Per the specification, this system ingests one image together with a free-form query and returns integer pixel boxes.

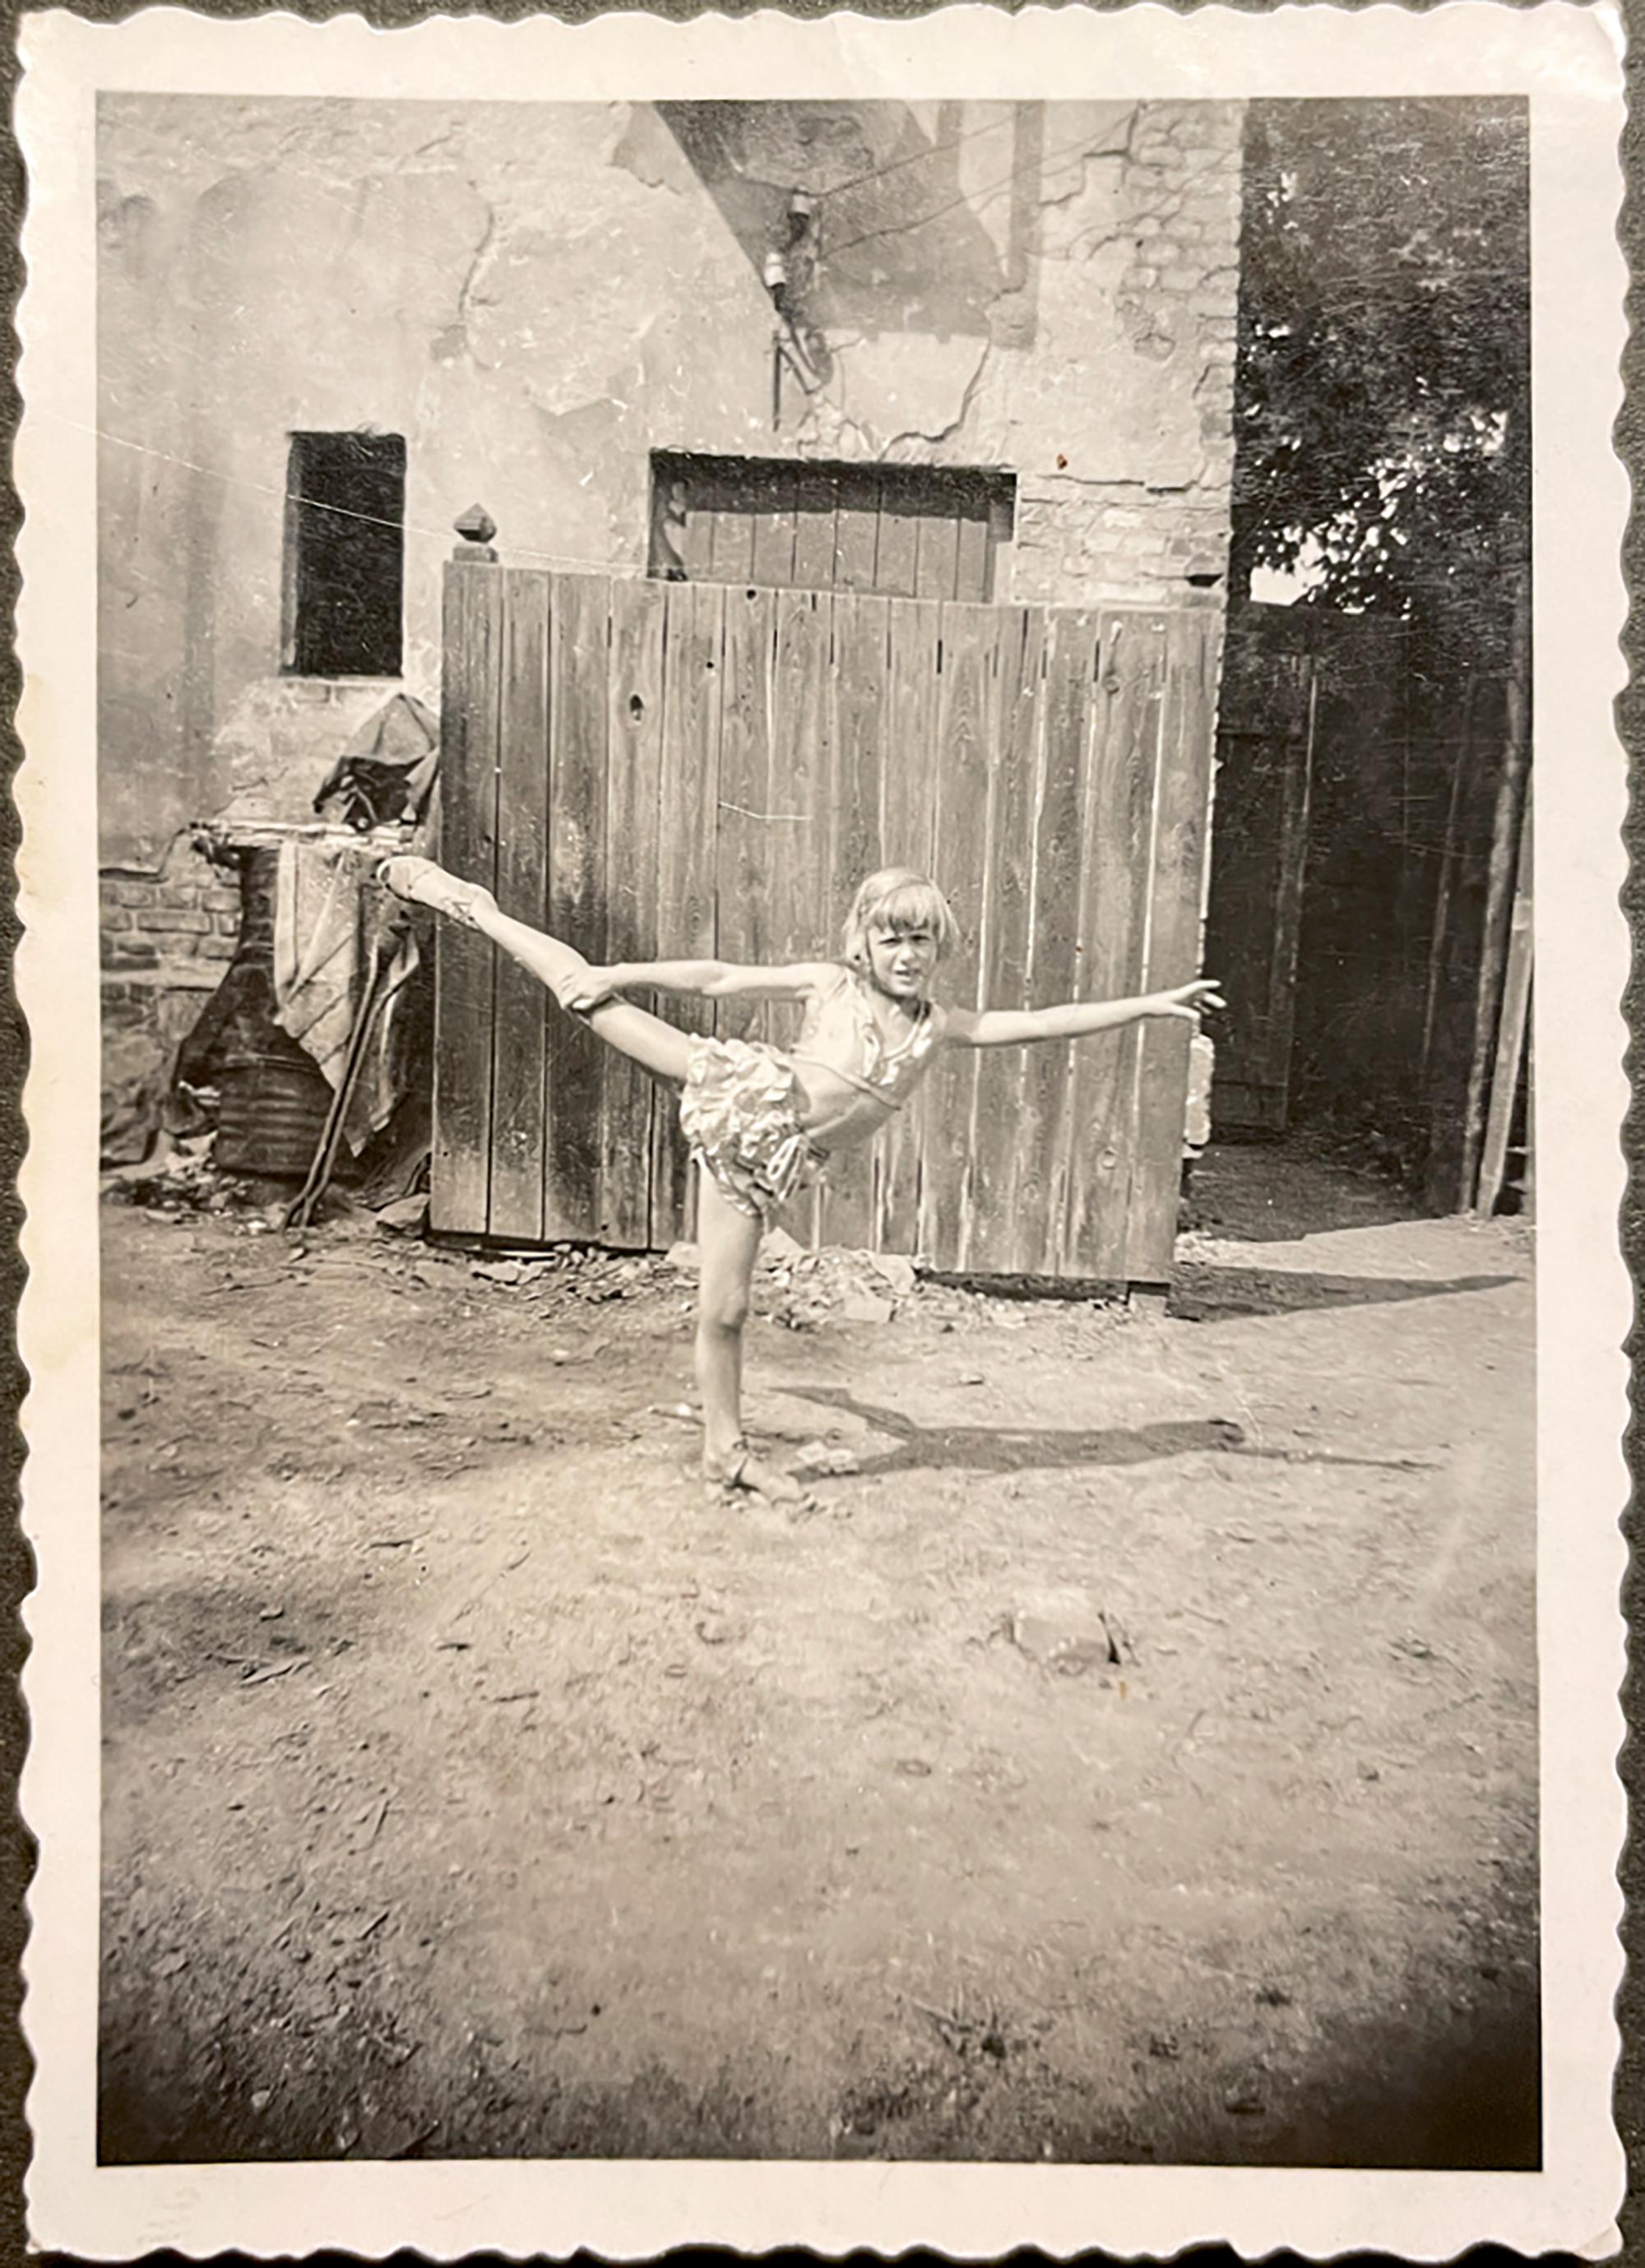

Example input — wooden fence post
[1458,576,1531,1209]
[430,509,504,1238]
[1476,794,1533,1217]
[452,504,498,562]
[1419,669,1476,1089]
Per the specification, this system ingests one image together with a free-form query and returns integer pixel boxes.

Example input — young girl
[378,858,1222,1508]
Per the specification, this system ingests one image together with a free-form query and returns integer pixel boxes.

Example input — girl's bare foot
[376,855,497,928]
[705,1438,817,1512]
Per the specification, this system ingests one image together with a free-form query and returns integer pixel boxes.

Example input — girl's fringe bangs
[870,878,954,940]
[841,868,960,960]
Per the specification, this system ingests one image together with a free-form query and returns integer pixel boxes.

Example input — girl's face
[865,922,939,1002]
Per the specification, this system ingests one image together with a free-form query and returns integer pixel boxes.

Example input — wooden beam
[488,570,550,1242]
[1476,794,1533,1217]
[430,555,503,1238]
[1419,669,1476,1087]
[1459,577,1531,1209]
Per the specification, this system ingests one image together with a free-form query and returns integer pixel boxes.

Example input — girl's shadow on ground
[784,1386,1432,1482]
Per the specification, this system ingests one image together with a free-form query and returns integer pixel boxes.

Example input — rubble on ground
[101,1131,237,1214]
[100,1145,1125,1338]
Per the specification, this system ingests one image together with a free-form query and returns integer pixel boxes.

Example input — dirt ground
[98,1138,1539,2168]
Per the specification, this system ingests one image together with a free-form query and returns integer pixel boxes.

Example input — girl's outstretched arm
[559,958,835,1011]
[947,979,1225,1048]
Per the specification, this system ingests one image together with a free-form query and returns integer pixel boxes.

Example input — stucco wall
[99,94,1244,879]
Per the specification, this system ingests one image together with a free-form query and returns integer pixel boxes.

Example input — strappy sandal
[704,1438,820,1516]
[704,1437,753,1493]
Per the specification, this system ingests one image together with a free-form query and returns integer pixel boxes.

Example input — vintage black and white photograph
[16,4,1628,2257]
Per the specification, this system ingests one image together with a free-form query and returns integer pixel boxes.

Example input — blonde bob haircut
[841,868,959,969]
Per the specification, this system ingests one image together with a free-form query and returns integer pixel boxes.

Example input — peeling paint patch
[815,331,992,462]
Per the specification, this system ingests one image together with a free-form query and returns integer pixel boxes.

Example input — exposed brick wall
[100,835,239,1154]
[1012,100,1244,608]
[100,838,240,975]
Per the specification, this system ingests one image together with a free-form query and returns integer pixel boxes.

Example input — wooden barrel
[205,846,364,1183]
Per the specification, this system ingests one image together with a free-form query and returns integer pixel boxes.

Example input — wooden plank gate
[1201,631,1319,1135]
[431,557,1216,1289]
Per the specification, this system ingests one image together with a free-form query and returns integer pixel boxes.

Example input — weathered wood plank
[915,510,962,603]
[965,606,1044,1275]
[715,584,778,1045]
[600,576,667,1248]
[833,481,880,590]
[874,485,920,599]
[1476,794,1533,1216]
[750,496,798,590]
[879,599,940,876]
[543,572,611,1241]
[954,488,991,604]
[873,597,941,1253]
[1125,609,1217,1285]
[1017,607,1099,1275]
[831,594,889,911]
[651,580,725,1248]
[1420,673,1476,1087]
[1202,645,1316,1132]
[431,559,503,1237]
[708,470,756,585]
[765,590,833,1242]
[817,592,889,1253]
[1458,580,1531,1210]
[1265,662,1318,1121]
[918,603,994,1269]
[1064,611,1167,1279]
[766,590,832,969]
[791,467,839,594]
[488,570,551,1243]
[1202,728,1300,1126]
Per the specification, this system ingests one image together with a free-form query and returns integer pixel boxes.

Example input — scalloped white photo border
[14,4,1629,2255]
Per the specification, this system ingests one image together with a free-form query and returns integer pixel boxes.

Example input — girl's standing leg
[695,1168,809,1507]
[387,857,813,1508]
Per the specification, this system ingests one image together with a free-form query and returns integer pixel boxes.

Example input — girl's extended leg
[380,856,691,1083]
[695,1168,809,1509]
[385,856,811,1509]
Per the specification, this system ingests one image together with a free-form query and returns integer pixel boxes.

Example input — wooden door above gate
[649,451,1016,602]
[432,564,1216,1287]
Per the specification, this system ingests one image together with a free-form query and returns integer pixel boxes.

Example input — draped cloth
[271,837,421,1153]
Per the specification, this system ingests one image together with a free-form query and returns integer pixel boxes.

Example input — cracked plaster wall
[98,94,1243,877]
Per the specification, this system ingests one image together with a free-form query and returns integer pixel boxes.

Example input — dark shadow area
[1255,1993,1541,2172]
[654,98,1045,345]
[1187,1134,1431,1242]
[923,1257,1518,1318]
[784,1386,1433,1480]
[1170,1261,1519,1322]
[101,1953,1538,2165]
[1221,101,1531,1213]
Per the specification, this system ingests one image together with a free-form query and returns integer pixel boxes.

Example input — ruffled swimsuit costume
[678,965,942,1220]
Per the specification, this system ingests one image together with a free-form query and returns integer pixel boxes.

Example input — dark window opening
[650,451,1016,603]
[283,432,406,677]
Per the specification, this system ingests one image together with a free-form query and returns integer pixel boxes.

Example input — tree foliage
[1230,99,1530,651]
